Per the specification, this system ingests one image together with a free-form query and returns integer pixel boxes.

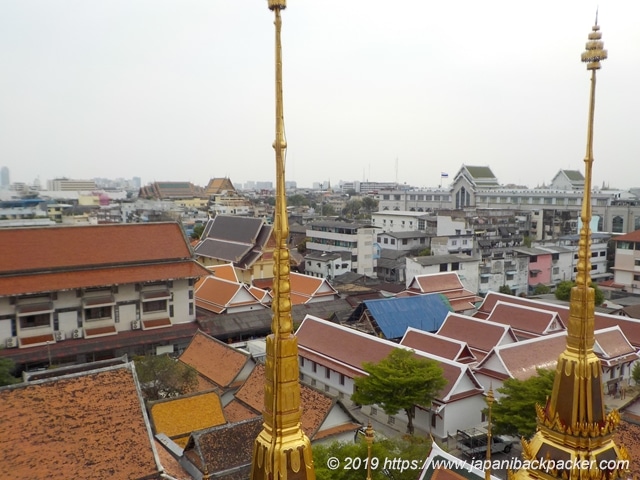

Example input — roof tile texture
[437,314,512,353]
[179,331,249,388]
[0,366,160,479]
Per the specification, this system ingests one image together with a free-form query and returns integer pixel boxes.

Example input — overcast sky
[1,0,639,190]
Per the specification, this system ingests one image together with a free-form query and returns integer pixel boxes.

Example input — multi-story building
[376,164,640,236]
[478,252,529,296]
[47,178,98,191]
[405,254,480,293]
[611,230,640,295]
[376,231,429,252]
[305,220,378,276]
[371,210,435,234]
[0,222,210,371]
[339,181,398,195]
[303,251,351,279]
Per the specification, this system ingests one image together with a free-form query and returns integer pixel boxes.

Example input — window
[390,239,396,245]
[339,373,345,385]
[553,267,559,275]
[143,300,167,314]
[324,385,330,392]
[371,407,377,416]
[635,259,640,266]
[599,251,606,257]
[169,305,174,317]
[451,262,460,271]
[300,357,305,367]
[189,303,194,315]
[402,239,408,245]
[384,238,388,244]
[388,416,395,425]
[452,240,457,246]
[431,414,437,428]
[530,255,538,262]
[481,277,489,284]
[19,313,50,329]
[189,290,194,299]
[506,273,514,281]
[85,306,112,321]
[633,274,640,281]
[325,366,331,379]
[462,239,468,245]
[312,361,317,373]
[440,264,448,272]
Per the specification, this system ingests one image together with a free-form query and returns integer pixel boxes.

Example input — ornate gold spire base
[250,0,315,478]
[511,20,629,480]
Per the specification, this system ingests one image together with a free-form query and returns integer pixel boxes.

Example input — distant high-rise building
[47,178,97,191]
[0,167,9,188]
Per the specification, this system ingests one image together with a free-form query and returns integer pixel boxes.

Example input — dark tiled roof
[0,364,160,479]
[183,417,263,478]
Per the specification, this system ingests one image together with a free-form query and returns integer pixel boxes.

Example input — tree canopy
[351,348,447,434]
[313,435,431,480]
[491,368,555,438]
[0,358,20,386]
[632,362,640,386]
[133,354,198,401]
[554,280,604,306]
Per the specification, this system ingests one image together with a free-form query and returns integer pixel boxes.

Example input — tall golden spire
[250,1,315,479]
[512,19,629,480]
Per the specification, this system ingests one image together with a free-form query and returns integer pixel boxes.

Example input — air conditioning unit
[72,329,83,339]
[131,320,141,330]
[54,330,65,341]
[5,337,18,348]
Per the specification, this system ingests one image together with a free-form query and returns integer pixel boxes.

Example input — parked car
[457,427,514,458]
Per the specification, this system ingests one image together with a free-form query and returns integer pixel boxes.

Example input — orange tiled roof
[235,364,334,439]
[179,330,251,388]
[0,364,160,479]
[154,440,193,480]
[436,313,518,354]
[0,260,210,296]
[485,301,566,336]
[206,263,239,282]
[0,222,192,274]
[150,391,226,447]
[223,398,260,423]
[411,272,464,293]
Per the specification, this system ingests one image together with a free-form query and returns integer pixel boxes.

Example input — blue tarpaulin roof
[364,294,452,340]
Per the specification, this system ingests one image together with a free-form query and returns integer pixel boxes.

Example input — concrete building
[405,254,480,293]
[612,229,640,295]
[47,178,98,191]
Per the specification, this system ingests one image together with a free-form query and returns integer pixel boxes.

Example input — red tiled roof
[179,330,250,388]
[296,316,482,402]
[0,365,160,479]
[0,261,210,296]
[485,301,565,336]
[0,222,192,274]
[437,313,517,354]
[400,328,477,363]
[410,272,464,293]
[234,364,334,439]
[612,230,640,242]
[155,440,193,480]
[206,263,239,283]
[223,398,259,423]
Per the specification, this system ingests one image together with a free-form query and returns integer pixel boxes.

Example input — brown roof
[612,229,640,242]
[400,328,477,363]
[183,417,263,478]
[0,222,191,274]
[195,275,263,313]
[614,420,640,479]
[0,260,209,297]
[485,301,565,337]
[477,292,640,348]
[204,177,237,196]
[411,272,465,293]
[234,364,334,439]
[179,331,251,389]
[436,313,517,354]
[154,440,194,480]
[296,316,482,402]
[206,263,239,282]
[223,398,259,423]
[594,327,637,358]
[251,272,338,305]
[0,364,160,479]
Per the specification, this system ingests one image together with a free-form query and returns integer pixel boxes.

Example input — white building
[304,251,352,279]
[406,254,480,293]
[371,210,434,233]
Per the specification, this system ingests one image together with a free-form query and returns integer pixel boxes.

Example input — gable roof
[0,222,210,296]
[418,442,499,480]
[484,301,566,338]
[139,181,204,199]
[476,327,639,381]
[408,272,465,293]
[296,316,484,403]
[149,391,226,447]
[204,177,237,196]
[234,363,335,439]
[195,275,266,314]
[179,330,251,389]
[455,165,500,188]
[400,327,477,364]
[206,263,239,283]
[355,294,452,339]
[256,272,339,305]
[0,363,161,479]
[183,416,263,478]
[195,215,273,269]
[436,313,518,360]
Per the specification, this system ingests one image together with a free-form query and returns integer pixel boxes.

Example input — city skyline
[1,1,640,190]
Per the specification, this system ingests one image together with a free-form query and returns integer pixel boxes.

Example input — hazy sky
[1,1,639,190]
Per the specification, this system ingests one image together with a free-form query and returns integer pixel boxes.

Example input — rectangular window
[189,290,194,299]
[300,357,305,367]
[390,239,396,245]
[440,264,448,272]
[635,259,640,266]
[371,407,377,416]
[325,366,331,379]
[85,306,112,321]
[339,373,345,385]
[20,313,50,329]
[451,240,457,246]
[451,262,460,271]
[312,361,317,373]
[189,303,194,315]
[431,414,437,428]
[481,277,489,284]
[402,239,408,245]
[388,416,395,425]
[530,255,538,262]
[169,305,174,317]
[143,300,167,314]
[506,273,514,281]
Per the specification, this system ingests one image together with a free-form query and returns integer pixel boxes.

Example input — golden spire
[513,19,629,480]
[250,1,315,479]
[365,422,374,480]
[485,386,494,480]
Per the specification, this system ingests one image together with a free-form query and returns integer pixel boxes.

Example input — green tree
[361,196,378,213]
[0,358,20,386]
[352,348,447,435]
[499,285,513,295]
[632,362,640,386]
[554,281,604,306]
[416,248,431,257]
[288,194,308,206]
[313,435,432,480]
[523,236,533,248]
[533,284,550,295]
[191,223,205,240]
[133,354,198,401]
[492,368,555,438]
[343,199,363,218]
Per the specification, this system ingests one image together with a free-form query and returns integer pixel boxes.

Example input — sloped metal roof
[363,294,452,339]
